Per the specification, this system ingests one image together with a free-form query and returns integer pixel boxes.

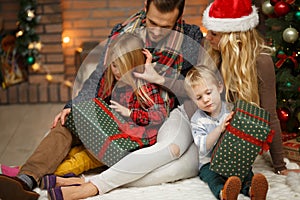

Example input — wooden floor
[0,103,64,166]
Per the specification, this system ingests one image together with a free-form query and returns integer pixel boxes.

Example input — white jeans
[87,108,198,194]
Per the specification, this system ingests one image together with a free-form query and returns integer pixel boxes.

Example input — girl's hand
[109,100,131,117]
[52,108,71,128]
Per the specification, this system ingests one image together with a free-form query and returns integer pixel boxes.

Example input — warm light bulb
[32,63,40,71]
[76,47,83,53]
[28,43,34,49]
[16,30,23,37]
[27,10,35,18]
[63,36,70,43]
[28,41,42,50]
[35,42,42,50]
[64,80,73,87]
[46,74,53,81]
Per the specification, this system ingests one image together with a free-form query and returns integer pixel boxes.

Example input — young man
[0,0,203,199]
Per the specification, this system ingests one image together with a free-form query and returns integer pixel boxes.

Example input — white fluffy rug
[35,153,300,200]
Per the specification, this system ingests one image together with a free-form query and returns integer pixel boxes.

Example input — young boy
[184,65,269,200]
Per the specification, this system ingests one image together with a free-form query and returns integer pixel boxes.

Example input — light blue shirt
[190,101,232,170]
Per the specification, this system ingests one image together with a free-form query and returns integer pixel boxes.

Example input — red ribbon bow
[92,98,146,163]
[98,132,145,161]
[226,124,274,155]
[118,123,146,138]
[275,52,298,69]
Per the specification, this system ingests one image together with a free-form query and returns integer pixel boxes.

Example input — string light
[46,74,53,82]
[31,63,40,71]
[16,30,23,37]
[26,9,35,20]
[28,41,42,50]
[64,80,73,87]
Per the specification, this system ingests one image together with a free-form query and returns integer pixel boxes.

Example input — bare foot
[61,182,99,200]
[56,176,85,187]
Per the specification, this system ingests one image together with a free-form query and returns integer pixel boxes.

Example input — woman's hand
[277,169,300,175]
[110,100,131,117]
[133,49,165,85]
[51,108,71,128]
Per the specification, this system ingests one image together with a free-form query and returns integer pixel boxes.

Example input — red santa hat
[202,0,259,32]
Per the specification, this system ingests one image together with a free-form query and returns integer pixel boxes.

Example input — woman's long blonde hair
[205,29,272,106]
[102,33,154,108]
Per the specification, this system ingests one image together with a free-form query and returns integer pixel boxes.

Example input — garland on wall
[0,0,54,89]
[16,0,41,68]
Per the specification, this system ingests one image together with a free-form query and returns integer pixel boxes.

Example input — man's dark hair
[146,0,185,20]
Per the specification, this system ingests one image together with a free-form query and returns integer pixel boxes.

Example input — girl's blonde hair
[184,65,223,98]
[205,29,273,106]
[102,33,154,107]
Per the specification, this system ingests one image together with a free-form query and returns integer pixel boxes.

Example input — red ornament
[274,1,290,17]
[270,0,280,6]
[277,107,290,122]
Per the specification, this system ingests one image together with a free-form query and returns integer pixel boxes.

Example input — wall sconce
[63,36,70,44]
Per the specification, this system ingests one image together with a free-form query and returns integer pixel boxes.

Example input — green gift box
[210,100,274,180]
[65,98,148,167]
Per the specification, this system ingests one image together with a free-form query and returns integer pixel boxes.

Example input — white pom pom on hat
[202,0,259,32]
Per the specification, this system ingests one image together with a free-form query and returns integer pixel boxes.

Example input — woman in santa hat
[201,0,300,199]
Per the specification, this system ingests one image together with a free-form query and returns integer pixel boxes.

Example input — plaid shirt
[98,75,167,145]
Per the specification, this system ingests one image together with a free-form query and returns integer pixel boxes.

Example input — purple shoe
[48,184,81,200]
[40,173,76,190]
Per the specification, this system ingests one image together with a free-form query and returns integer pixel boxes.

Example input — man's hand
[51,108,71,128]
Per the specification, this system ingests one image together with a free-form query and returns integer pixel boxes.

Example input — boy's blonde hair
[184,65,223,98]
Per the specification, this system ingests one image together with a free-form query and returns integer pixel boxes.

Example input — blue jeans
[199,163,253,199]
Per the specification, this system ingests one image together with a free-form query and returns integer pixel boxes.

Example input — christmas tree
[16,0,41,67]
[262,0,300,133]
[0,0,41,89]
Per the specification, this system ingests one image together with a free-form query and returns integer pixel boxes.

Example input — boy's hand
[221,111,234,132]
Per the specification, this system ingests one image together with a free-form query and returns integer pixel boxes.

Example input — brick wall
[0,0,208,104]
[0,0,71,104]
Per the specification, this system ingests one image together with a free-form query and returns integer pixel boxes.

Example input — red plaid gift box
[283,138,300,165]
[281,132,298,142]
